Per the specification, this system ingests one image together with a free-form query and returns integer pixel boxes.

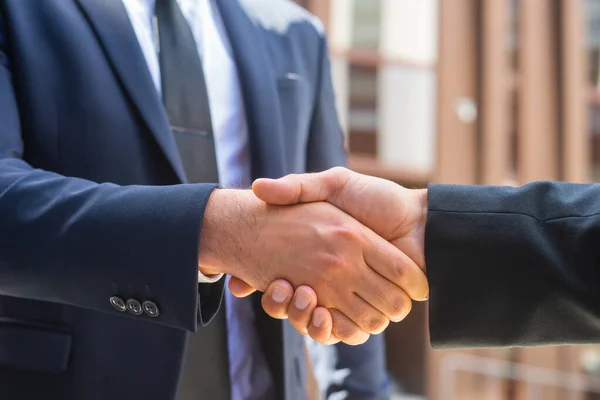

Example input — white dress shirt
[122,1,274,399]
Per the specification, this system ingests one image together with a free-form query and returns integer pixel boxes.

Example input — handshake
[198,167,430,346]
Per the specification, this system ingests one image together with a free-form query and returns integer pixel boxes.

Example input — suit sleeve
[305,30,391,400]
[427,181,600,348]
[0,13,222,333]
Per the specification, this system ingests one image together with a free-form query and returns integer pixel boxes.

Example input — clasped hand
[202,167,429,346]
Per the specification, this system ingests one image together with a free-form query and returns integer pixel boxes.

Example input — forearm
[0,158,219,331]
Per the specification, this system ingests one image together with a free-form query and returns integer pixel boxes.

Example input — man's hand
[199,188,428,345]
[254,167,428,268]
[228,167,429,344]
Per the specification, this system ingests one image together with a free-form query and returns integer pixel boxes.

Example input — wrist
[198,189,263,276]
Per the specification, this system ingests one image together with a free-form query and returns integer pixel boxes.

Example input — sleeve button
[110,296,126,312]
[142,300,160,318]
[126,298,143,315]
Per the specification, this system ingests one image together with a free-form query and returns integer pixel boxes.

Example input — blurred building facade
[294,0,600,399]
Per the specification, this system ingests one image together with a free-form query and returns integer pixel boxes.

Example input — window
[347,0,382,155]
[348,64,378,154]
[351,0,381,50]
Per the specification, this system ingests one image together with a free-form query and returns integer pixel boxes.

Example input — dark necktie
[156,0,219,183]
[154,1,231,399]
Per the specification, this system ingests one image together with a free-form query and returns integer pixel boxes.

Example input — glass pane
[590,104,600,180]
[586,0,600,88]
[349,65,378,105]
[348,64,378,155]
[351,0,382,50]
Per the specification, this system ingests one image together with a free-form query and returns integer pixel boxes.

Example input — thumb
[251,176,301,205]
[252,167,350,205]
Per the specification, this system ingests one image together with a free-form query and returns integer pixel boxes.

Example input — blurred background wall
[294,1,600,399]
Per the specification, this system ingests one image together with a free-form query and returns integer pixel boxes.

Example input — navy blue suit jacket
[0,0,357,399]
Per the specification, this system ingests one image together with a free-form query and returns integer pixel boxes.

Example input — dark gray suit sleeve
[305,31,391,400]
[427,182,600,348]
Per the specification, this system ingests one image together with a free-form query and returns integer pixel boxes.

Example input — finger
[251,176,303,205]
[228,277,257,298]
[287,286,318,335]
[251,167,352,205]
[339,293,390,335]
[362,229,429,302]
[307,307,339,345]
[356,271,413,324]
[261,280,295,319]
[330,309,370,346]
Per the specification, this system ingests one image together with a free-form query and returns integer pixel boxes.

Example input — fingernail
[313,313,325,328]
[295,293,311,310]
[272,287,289,303]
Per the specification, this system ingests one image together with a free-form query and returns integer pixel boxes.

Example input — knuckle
[333,324,357,342]
[390,295,408,318]
[318,252,347,272]
[353,303,370,325]
[391,258,410,286]
[366,315,387,333]
[372,283,390,306]
[392,298,413,322]
[331,314,358,342]
[332,225,362,244]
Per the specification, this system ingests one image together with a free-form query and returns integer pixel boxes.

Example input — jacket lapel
[217,0,287,179]
[75,0,187,182]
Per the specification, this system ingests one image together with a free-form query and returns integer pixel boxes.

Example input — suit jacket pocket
[0,317,71,373]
